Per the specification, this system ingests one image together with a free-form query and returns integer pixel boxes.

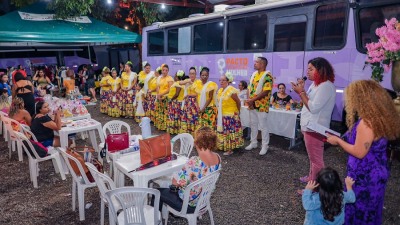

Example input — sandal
[299,176,309,183]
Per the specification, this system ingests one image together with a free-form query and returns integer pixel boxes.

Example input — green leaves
[48,0,95,19]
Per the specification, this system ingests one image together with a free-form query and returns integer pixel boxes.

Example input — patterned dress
[216,86,244,152]
[181,79,201,135]
[146,77,158,122]
[155,75,174,131]
[344,119,389,225]
[196,81,218,129]
[107,77,121,117]
[172,156,221,207]
[119,71,137,117]
[166,81,184,134]
[99,75,111,114]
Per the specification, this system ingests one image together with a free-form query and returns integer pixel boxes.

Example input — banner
[18,11,92,23]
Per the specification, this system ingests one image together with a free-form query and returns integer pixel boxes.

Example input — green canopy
[0,2,141,45]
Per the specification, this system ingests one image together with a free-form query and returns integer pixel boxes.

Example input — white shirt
[300,81,336,131]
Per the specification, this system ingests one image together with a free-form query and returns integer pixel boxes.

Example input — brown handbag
[66,146,103,182]
[139,133,172,165]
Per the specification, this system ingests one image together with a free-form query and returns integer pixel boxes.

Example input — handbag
[66,146,103,182]
[139,133,172,165]
[106,132,129,152]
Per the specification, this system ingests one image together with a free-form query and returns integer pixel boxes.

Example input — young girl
[0,73,11,96]
[302,168,355,225]
[133,82,145,123]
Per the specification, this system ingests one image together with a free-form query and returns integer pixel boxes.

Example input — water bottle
[139,117,152,139]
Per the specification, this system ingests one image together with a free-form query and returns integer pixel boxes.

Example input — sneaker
[299,176,309,183]
[245,143,258,150]
[223,151,233,156]
[259,145,268,155]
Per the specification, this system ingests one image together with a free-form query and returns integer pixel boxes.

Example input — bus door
[270,14,307,89]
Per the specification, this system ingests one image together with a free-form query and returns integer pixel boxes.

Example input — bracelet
[299,91,306,96]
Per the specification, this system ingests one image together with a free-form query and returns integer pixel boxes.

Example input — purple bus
[141,0,400,122]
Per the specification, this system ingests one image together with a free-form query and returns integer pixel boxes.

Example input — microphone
[290,76,307,92]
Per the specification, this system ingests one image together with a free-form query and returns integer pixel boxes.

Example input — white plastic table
[61,114,91,122]
[114,152,188,188]
[240,107,301,149]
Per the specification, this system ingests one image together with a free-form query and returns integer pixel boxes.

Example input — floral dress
[146,76,158,122]
[173,156,221,207]
[107,77,121,117]
[216,86,244,152]
[181,79,201,135]
[196,81,218,129]
[99,75,111,114]
[118,71,137,117]
[166,81,184,134]
[155,75,173,131]
[344,119,389,225]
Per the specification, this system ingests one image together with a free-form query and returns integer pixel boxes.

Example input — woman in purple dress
[327,80,400,225]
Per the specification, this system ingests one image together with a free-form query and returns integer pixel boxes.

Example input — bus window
[313,2,347,49]
[227,14,267,51]
[193,21,224,53]
[168,27,191,54]
[148,31,164,55]
[358,4,400,52]
[274,22,306,52]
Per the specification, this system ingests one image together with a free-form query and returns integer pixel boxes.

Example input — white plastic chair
[100,120,132,178]
[105,187,162,225]
[0,111,6,137]
[58,148,97,221]
[86,162,118,225]
[151,133,194,188]
[163,171,221,225]
[2,116,23,161]
[14,132,66,188]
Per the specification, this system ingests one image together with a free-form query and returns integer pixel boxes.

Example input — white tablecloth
[240,107,300,139]
[115,152,188,188]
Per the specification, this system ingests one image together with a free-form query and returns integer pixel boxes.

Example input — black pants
[153,188,196,214]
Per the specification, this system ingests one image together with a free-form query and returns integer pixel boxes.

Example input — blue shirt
[302,189,355,225]
[0,83,11,96]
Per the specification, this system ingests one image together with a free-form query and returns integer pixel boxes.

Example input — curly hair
[316,168,344,222]
[194,126,217,151]
[8,97,24,117]
[308,57,335,86]
[345,80,400,140]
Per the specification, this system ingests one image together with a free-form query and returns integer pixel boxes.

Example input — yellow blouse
[217,86,239,116]
[107,77,121,92]
[195,81,218,106]
[148,77,158,95]
[138,71,147,83]
[187,79,201,96]
[100,75,111,91]
[157,75,174,95]
[121,71,137,88]
[167,82,184,101]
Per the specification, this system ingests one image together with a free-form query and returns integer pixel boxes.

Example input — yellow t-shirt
[148,77,158,95]
[63,78,75,93]
[157,75,174,95]
[100,75,111,91]
[108,77,121,92]
[195,81,218,106]
[121,71,137,88]
[217,86,239,116]
[167,82,184,101]
[249,71,273,113]
[187,79,201,96]
[138,71,147,83]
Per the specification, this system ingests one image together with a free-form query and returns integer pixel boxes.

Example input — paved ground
[1,103,399,225]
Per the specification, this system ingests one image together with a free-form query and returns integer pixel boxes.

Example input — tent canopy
[0,2,141,45]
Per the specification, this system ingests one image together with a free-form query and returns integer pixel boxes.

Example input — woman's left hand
[326,133,340,145]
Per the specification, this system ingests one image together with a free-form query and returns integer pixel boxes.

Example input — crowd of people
[2,56,400,225]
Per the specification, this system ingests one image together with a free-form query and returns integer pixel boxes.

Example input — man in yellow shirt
[245,57,273,155]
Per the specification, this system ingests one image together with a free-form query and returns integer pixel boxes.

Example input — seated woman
[271,83,294,106]
[156,126,221,211]
[8,97,32,131]
[30,101,62,147]
[0,89,10,114]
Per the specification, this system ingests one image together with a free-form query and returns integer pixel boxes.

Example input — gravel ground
[1,103,399,225]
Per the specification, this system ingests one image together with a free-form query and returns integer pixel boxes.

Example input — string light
[161,3,166,9]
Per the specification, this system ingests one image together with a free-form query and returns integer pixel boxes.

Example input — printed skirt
[146,94,157,122]
[107,92,121,117]
[181,96,199,135]
[155,98,168,131]
[166,100,182,134]
[198,106,217,130]
[118,89,135,117]
[100,90,111,114]
[217,113,244,151]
